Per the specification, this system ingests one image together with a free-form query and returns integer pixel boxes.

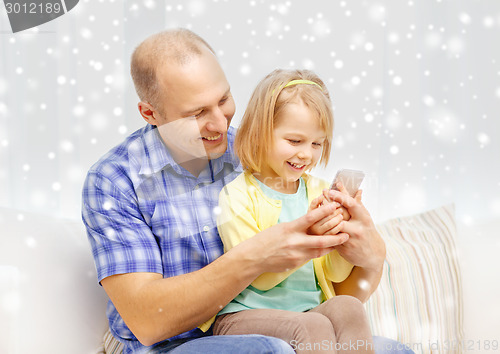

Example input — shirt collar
[138,124,241,176]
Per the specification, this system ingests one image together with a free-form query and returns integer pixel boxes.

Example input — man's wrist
[224,239,267,281]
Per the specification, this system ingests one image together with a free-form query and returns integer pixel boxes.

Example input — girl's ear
[138,101,159,125]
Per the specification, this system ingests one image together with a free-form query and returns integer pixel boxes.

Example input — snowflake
[60,140,75,153]
[483,16,494,28]
[113,107,123,116]
[80,28,92,39]
[423,95,435,107]
[392,76,402,86]
[73,105,86,117]
[57,76,67,85]
[118,125,128,135]
[389,145,399,155]
[459,13,471,25]
[240,64,252,76]
[477,133,490,146]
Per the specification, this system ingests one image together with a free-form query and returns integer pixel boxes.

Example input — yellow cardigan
[199,171,353,331]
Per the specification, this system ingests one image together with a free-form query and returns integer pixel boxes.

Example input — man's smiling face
[153,46,235,165]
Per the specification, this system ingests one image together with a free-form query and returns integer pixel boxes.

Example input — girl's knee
[323,295,367,322]
[335,295,364,309]
[293,312,332,336]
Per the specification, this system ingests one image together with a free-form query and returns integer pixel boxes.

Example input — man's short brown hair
[130,28,215,110]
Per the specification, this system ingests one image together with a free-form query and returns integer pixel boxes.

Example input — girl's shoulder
[220,170,262,200]
[303,174,330,192]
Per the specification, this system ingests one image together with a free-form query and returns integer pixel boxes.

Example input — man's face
[152,48,235,165]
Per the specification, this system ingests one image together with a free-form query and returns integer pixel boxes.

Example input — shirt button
[203,226,210,232]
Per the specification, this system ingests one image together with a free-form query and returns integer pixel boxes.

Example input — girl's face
[257,101,327,194]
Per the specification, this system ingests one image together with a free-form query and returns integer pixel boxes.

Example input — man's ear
[138,101,159,126]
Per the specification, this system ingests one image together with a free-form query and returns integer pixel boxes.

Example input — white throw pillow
[366,204,464,353]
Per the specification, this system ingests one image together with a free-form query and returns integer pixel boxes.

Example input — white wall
[1,1,499,227]
[1,0,499,346]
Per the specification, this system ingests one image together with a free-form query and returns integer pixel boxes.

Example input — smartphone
[330,169,365,197]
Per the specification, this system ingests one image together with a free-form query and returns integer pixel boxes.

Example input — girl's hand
[325,188,386,271]
[323,183,355,221]
[308,194,344,235]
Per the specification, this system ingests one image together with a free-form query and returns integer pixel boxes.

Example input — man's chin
[207,151,225,160]
[205,142,228,161]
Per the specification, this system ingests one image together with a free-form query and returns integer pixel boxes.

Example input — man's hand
[244,202,350,274]
[323,183,386,302]
[326,186,386,271]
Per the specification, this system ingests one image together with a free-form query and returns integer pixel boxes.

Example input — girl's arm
[217,186,303,290]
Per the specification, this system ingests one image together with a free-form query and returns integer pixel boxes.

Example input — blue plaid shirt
[82,124,242,353]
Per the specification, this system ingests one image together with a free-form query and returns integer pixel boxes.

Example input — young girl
[212,69,374,353]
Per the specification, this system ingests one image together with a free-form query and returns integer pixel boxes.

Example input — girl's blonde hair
[235,69,334,173]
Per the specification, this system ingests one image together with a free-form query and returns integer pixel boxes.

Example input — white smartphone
[330,169,365,197]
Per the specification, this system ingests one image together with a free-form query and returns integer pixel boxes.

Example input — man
[82,29,409,353]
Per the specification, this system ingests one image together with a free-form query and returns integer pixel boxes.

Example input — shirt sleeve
[321,250,354,283]
[82,169,163,283]
[216,185,261,252]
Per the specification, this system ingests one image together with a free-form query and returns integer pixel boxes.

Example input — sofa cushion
[0,207,109,354]
[102,328,124,354]
[365,204,464,353]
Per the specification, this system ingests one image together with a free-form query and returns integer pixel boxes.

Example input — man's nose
[206,107,228,132]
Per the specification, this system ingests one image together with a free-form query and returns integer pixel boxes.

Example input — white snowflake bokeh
[0,0,499,227]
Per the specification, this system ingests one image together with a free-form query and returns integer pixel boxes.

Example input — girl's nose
[297,147,312,160]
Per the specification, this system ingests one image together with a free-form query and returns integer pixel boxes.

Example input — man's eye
[219,97,228,105]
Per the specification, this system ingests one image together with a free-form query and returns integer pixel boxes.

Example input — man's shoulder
[87,124,151,177]
[227,125,237,141]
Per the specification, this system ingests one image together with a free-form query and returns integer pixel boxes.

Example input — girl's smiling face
[256,100,326,194]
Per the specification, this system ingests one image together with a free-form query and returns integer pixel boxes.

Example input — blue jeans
[150,335,415,353]
[373,336,415,353]
[151,334,294,353]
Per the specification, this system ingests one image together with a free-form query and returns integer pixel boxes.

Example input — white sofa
[1,205,499,354]
[0,207,108,354]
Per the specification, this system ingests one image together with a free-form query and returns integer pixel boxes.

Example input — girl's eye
[288,139,300,144]
[313,142,322,147]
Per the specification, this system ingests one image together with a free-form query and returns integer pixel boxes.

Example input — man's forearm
[102,244,264,346]
[102,203,342,346]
